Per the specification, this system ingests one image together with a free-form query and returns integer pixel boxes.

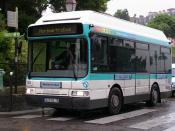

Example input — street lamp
[66,0,77,12]
[134,14,137,23]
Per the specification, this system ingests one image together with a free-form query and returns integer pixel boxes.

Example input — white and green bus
[26,11,171,114]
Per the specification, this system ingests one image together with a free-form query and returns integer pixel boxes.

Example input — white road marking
[129,112,175,130]
[13,115,41,119]
[47,117,73,121]
[163,125,175,131]
[85,109,156,124]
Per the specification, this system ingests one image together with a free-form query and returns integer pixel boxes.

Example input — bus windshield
[29,38,88,78]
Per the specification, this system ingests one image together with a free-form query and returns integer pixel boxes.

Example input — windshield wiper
[72,64,77,80]
[69,52,78,80]
[28,47,44,78]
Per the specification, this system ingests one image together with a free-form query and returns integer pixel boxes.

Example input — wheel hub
[111,95,119,107]
[152,89,158,104]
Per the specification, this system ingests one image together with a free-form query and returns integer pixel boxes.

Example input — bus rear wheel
[108,88,123,115]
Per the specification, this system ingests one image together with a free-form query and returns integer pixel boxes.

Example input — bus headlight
[71,90,89,97]
[172,83,175,88]
[26,88,35,94]
[26,80,33,87]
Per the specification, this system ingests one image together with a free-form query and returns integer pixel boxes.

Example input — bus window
[135,42,149,72]
[109,39,135,72]
[91,35,108,72]
[30,38,88,78]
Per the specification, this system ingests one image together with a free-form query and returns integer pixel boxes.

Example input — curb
[0,108,53,117]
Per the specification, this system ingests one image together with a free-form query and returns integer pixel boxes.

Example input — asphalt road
[1,97,175,131]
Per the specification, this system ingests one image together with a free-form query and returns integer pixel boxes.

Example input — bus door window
[91,34,108,72]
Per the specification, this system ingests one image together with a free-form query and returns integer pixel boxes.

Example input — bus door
[135,73,150,95]
[135,42,150,95]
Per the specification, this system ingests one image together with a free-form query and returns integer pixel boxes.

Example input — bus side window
[91,34,108,72]
[160,47,171,73]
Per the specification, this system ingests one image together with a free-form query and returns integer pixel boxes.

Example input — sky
[106,0,175,17]
[43,0,175,17]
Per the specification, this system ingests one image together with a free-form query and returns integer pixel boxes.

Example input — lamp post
[66,0,77,12]
[134,14,137,23]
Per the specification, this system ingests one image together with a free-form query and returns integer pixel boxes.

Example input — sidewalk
[0,108,53,117]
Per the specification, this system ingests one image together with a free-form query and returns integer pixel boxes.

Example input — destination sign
[28,23,83,37]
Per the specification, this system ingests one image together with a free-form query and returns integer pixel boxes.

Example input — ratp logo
[82,81,89,89]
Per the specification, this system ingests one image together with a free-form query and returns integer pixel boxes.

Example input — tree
[147,14,175,38]
[0,12,13,63]
[114,9,130,21]
[76,0,109,12]
[0,13,6,31]
[49,0,109,12]
[0,0,48,34]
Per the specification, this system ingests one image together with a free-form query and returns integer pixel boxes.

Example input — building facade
[130,8,175,25]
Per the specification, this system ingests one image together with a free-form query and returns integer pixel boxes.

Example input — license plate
[44,98,59,103]
[40,82,62,88]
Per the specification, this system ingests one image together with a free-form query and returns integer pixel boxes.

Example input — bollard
[9,72,14,112]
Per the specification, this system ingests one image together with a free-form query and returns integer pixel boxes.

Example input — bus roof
[29,10,170,46]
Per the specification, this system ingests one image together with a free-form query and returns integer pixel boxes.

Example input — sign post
[7,7,19,94]
[3,32,20,38]
[7,7,18,29]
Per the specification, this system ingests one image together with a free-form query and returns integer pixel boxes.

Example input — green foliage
[0,13,6,31]
[0,32,13,63]
[172,47,175,57]
[147,14,175,38]
[114,9,130,21]
[2,0,48,34]
[50,0,109,12]
[2,0,109,33]
[18,13,36,35]
[18,39,28,63]
[76,0,109,12]
[4,0,48,17]
[0,12,13,63]
[0,11,27,86]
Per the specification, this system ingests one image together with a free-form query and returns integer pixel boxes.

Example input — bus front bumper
[26,95,91,110]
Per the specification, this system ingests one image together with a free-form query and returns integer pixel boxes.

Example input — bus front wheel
[108,88,123,115]
[147,85,159,106]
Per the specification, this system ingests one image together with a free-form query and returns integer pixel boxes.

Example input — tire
[147,85,159,106]
[108,88,123,115]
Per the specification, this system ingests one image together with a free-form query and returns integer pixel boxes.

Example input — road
[1,97,175,131]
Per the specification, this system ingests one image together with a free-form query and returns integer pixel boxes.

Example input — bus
[26,11,172,115]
